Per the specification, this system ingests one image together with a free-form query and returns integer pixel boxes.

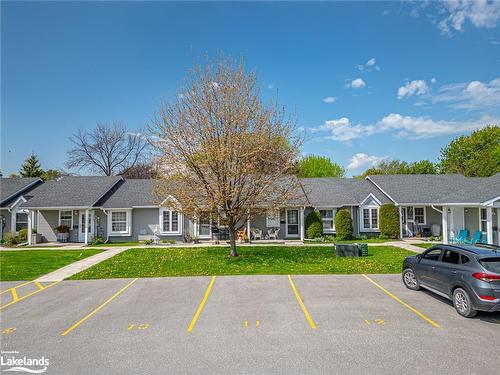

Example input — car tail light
[472,273,500,282]
[478,295,499,302]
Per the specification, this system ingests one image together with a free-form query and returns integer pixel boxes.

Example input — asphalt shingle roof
[20,176,123,208]
[99,179,158,208]
[367,174,500,205]
[0,177,42,207]
[300,178,392,207]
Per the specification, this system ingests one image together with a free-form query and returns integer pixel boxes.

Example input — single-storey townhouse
[366,174,500,245]
[5,173,499,246]
[0,177,43,239]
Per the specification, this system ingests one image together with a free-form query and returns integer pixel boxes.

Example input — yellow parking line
[34,281,45,290]
[0,282,60,311]
[61,278,139,336]
[11,288,19,302]
[362,274,440,328]
[0,281,32,296]
[187,276,216,333]
[288,275,317,330]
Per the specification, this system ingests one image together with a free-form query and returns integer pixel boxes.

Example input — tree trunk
[228,226,238,257]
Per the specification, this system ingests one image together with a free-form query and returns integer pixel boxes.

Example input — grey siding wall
[425,207,442,228]
[38,210,58,242]
[464,207,480,235]
[94,210,107,239]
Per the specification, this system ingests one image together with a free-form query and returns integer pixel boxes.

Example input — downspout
[431,205,442,214]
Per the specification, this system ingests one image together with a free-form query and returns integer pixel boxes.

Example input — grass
[413,243,441,249]
[91,241,142,247]
[0,249,103,281]
[305,238,399,245]
[70,246,413,279]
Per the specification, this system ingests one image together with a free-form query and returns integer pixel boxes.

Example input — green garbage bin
[358,243,368,257]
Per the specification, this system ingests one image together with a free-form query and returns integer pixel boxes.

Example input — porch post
[27,210,32,245]
[300,207,305,241]
[84,209,89,245]
[399,206,403,239]
[486,207,493,244]
[442,206,448,244]
[193,215,198,238]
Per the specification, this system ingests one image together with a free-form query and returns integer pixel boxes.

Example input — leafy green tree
[19,153,44,178]
[335,209,353,240]
[41,169,62,181]
[296,155,345,178]
[358,159,438,178]
[379,204,400,239]
[440,126,500,177]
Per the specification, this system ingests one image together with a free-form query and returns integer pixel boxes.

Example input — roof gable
[0,177,43,207]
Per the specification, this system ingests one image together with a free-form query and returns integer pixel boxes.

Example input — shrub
[18,228,28,242]
[55,225,69,233]
[335,209,353,240]
[305,211,323,239]
[379,204,400,239]
[161,239,176,245]
[3,232,18,246]
[91,236,105,245]
[143,239,154,245]
[378,234,389,240]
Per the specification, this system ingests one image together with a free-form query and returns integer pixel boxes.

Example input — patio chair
[268,228,280,240]
[466,230,484,244]
[450,229,468,244]
[251,228,262,240]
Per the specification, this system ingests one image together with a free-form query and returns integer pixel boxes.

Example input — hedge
[305,211,323,239]
[335,209,353,240]
[379,204,400,239]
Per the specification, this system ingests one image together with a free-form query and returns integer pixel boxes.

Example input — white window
[59,210,73,228]
[266,210,280,227]
[414,207,426,224]
[159,208,182,234]
[480,208,487,232]
[361,207,379,230]
[111,211,128,232]
[319,209,335,232]
[15,212,28,232]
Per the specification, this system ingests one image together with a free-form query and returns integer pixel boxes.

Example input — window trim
[158,208,182,235]
[480,208,487,233]
[107,209,132,236]
[319,208,336,233]
[360,206,379,232]
[58,210,74,228]
[413,206,427,225]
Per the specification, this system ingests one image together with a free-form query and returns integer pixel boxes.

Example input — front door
[286,209,299,238]
[78,211,94,242]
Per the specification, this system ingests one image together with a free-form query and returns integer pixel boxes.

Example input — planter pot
[57,232,69,243]
[31,234,43,244]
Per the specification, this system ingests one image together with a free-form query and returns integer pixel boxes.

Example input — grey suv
[402,244,500,318]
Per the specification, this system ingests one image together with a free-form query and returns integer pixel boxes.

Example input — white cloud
[431,78,437,84]
[397,80,429,99]
[432,77,500,109]
[267,82,276,89]
[349,78,366,89]
[438,0,500,35]
[356,58,380,72]
[322,96,337,104]
[347,153,387,170]
[311,113,498,142]
[316,117,376,141]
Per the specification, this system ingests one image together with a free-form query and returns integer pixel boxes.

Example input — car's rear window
[479,257,500,273]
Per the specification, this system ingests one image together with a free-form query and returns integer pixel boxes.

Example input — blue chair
[450,229,468,244]
[466,230,484,244]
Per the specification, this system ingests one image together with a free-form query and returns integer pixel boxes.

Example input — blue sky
[2,1,500,176]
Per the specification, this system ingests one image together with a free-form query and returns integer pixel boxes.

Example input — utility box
[358,243,369,257]
[334,244,360,257]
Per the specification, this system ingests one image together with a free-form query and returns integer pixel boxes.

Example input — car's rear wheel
[453,288,477,318]
[402,268,420,290]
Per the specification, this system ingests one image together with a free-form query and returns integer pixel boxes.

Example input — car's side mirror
[416,254,423,262]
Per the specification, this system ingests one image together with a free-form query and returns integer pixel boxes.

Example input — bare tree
[66,123,148,176]
[150,57,301,256]
[119,160,158,179]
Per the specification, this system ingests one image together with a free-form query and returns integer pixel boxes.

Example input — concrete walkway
[35,247,131,282]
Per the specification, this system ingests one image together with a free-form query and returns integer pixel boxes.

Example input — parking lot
[1,274,499,375]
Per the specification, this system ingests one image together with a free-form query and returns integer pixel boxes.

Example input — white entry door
[286,209,299,238]
[78,210,95,242]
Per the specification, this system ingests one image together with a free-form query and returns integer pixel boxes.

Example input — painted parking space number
[243,320,260,328]
[364,319,385,325]
[2,327,16,334]
[128,323,149,331]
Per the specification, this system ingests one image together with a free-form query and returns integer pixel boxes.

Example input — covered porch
[440,205,500,245]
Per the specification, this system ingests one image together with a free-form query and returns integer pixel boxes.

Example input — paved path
[35,247,131,282]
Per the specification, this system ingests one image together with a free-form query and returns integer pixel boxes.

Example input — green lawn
[414,243,441,249]
[91,241,142,247]
[70,246,413,279]
[0,249,103,281]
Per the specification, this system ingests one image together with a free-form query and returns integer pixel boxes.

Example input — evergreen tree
[19,153,44,177]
